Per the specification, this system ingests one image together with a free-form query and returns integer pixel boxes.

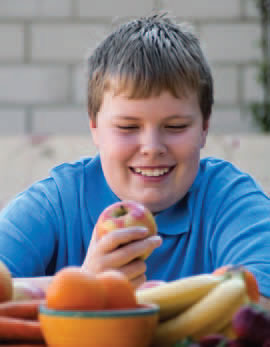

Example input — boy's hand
[82,227,162,289]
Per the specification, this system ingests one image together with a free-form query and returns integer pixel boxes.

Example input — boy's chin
[119,191,174,212]
[138,196,174,213]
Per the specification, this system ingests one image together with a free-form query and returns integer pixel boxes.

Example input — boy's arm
[0,180,60,277]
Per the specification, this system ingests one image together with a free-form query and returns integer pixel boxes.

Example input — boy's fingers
[131,274,146,290]
[103,235,162,268]
[96,227,149,254]
[84,227,161,276]
[91,226,98,244]
[119,258,147,281]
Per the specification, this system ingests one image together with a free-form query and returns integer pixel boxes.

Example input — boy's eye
[166,125,187,130]
[117,126,138,130]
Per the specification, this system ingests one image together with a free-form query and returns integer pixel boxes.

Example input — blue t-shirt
[0,155,270,296]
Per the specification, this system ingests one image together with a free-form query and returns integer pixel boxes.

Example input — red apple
[0,261,13,303]
[96,200,158,259]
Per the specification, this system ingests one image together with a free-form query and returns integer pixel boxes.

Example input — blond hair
[87,14,214,125]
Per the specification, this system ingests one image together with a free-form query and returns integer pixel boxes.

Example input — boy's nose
[140,131,167,156]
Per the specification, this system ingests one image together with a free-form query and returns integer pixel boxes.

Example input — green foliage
[250,102,270,131]
[172,337,196,347]
[250,0,270,132]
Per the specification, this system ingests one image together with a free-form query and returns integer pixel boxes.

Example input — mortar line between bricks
[67,63,75,103]
[238,63,246,122]
[240,0,245,18]
[24,21,31,64]
[0,17,112,25]
[158,0,164,11]
[70,0,79,19]
[24,108,33,135]
[0,17,260,25]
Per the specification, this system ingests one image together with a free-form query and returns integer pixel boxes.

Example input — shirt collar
[85,155,202,236]
[154,164,202,236]
[188,162,203,193]
[154,196,191,235]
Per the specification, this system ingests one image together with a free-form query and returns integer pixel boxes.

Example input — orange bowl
[39,303,159,347]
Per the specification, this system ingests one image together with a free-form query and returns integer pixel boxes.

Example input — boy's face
[90,90,209,213]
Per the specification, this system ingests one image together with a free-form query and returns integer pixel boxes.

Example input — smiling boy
[90,91,207,213]
[0,14,270,307]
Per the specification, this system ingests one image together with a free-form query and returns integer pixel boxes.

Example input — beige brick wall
[32,107,89,134]
[0,0,72,17]
[31,24,109,62]
[201,24,261,62]
[161,0,240,19]
[0,0,265,134]
[78,0,156,17]
[0,66,69,104]
[0,24,24,61]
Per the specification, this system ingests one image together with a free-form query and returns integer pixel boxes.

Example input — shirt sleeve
[208,170,270,297]
[0,177,61,277]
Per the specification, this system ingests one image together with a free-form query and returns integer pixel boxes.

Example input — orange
[213,264,260,302]
[96,270,138,310]
[0,261,13,303]
[46,266,106,311]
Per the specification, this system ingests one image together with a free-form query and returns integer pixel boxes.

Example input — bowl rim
[39,303,159,318]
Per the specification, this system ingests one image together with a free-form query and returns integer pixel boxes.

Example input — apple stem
[113,205,128,218]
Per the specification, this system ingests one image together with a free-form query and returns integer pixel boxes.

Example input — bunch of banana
[136,272,249,347]
[136,274,223,321]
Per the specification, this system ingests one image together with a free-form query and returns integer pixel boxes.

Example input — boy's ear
[89,118,97,129]
[89,118,99,147]
[201,119,209,149]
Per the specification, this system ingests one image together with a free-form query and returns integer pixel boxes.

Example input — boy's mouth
[129,166,174,177]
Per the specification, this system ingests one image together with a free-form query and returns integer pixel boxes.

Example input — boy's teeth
[134,168,169,176]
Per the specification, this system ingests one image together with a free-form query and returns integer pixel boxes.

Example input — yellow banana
[136,274,224,320]
[193,293,250,340]
[153,274,246,347]
[219,322,237,339]
[217,295,250,340]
